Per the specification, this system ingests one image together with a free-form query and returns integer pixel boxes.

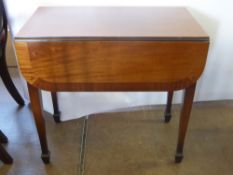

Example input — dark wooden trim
[33,81,197,92]
[15,36,210,42]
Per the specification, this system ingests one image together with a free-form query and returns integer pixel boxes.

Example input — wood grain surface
[15,40,209,91]
[15,7,208,40]
[14,7,209,92]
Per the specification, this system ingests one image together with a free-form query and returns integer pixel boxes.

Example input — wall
[7,0,233,120]
[6,32,17,66]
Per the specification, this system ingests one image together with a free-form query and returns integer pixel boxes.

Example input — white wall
[188,1,233,101]
[9,0,233,120]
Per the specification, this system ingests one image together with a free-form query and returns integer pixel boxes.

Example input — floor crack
[79,115,88,175]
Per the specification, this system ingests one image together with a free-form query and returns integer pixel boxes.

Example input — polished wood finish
[164,91,174,123]
[27,83,50,164]
[16,7,208,40]
[175,83,196,163]
[15,7,209,92]
[15,41,209,91]
[12,7,209,163]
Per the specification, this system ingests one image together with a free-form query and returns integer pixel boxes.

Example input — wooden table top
[13,6,209,91]
[15,7,208,41]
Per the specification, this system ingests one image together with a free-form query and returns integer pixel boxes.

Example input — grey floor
[1,68,233,175]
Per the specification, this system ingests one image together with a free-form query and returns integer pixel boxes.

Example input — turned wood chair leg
[164,91,174,123]
[0,144,13,164]
[0,130,13,164]
[27,83,50,164]
[175,83,196,163]
[51,92,61,123]
[0,46,25,106]
[0,130,8,144]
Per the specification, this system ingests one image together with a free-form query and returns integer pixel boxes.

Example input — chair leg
[0,130,8,144]
[0,144,13,164]
[164,91,174,123]
[27,83,50,164]
[0,130,12,164]
[51,92,61,123]
[0,45,25,106]
[175,83,196,163]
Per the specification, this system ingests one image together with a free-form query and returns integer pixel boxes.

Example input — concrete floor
[84,102,233,175]
[1,71,233,174]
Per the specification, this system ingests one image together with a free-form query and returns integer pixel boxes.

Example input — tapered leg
[164,91,174,123]
[0,144,13,164]
[51,92,61,123]
[0,22,25,106]
[0,130,8,144]
[27,83,50,164]
[175,83,196,163]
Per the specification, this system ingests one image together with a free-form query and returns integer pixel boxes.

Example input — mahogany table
[13,7,209,164]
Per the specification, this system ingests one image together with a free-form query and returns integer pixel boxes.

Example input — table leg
[175,83,196,163]
[51,92,61,123]
[27,83,50,164]
[164,91,173,123]
[0,130,12,164]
